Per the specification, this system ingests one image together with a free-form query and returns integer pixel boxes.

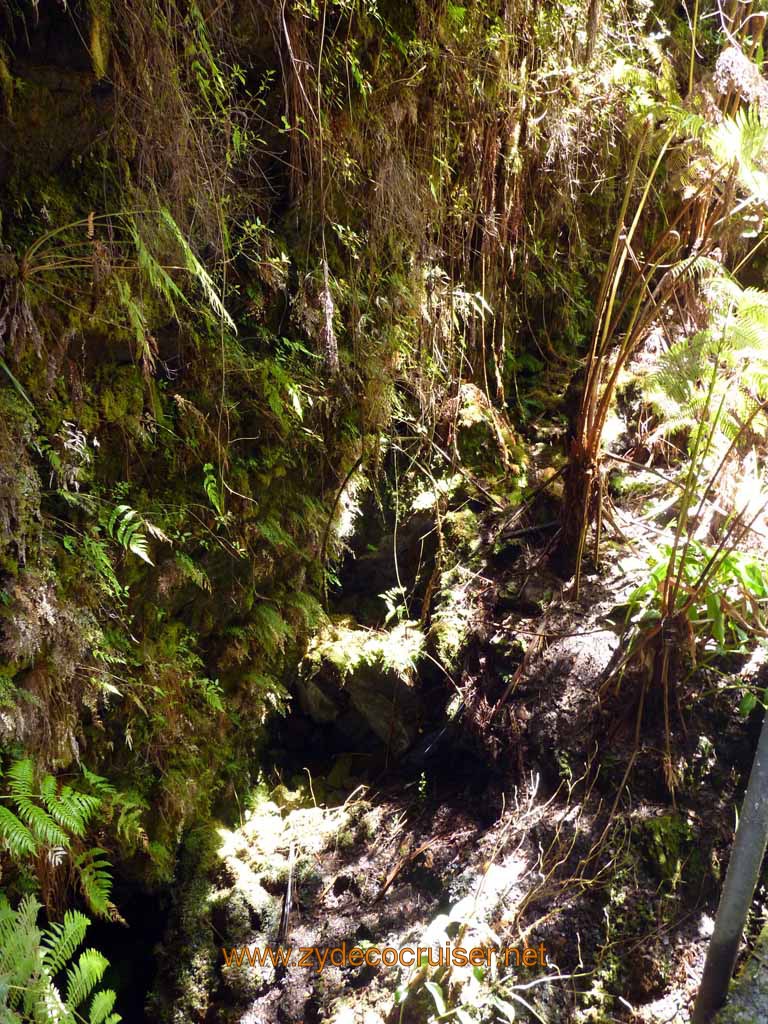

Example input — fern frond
[41,779,101,838]
[129,221,187,319]
[13,799,69,848]
[82,536,125,601]
[202,463,223,515]
[74,849,113,919]
[29,975,73,1024]
[107,505,154,565]
[65,949,108,1008]
[0,806,37,857]
[6,758,35,801]
[250,604,293,658]
[114,793,148,849]
[89,989,118,1024]
[174,552,212,593]
[668,254,724,285]
[159,207,236,331]
[0,895,120,1024]
[706,104,768,203]
[41,911,90,976]
[80,767,116,799]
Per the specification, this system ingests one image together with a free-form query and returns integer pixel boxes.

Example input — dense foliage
[2,0,768,1020]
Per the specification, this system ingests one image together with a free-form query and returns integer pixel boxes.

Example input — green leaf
[739,691,757,717]
[425,981,447,1016]
[42,911,89,976]
[0,805,37,857]
[66,949,108,1007]
[203,463,223,515]
[89,988,118,1024]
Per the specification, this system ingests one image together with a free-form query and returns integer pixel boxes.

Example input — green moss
[99,367,146,432]
[641,813,698,890]
[89,5,112,80]
[0,50,13,119]
[306,616,424,680]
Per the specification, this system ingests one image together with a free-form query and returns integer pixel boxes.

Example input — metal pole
[692,710,768,1023]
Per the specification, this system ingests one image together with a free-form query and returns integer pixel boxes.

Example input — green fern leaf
[75,849,114,919]
[41,911,90,976]
[202,464,223,515]
[160,207,236,331]
[89,989,118,1024]
[13,799,69,848]
[0,806,37,857]
[66,949,108,1008]
[80,766,116,799]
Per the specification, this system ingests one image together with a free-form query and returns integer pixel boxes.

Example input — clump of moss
[429,565,478,668]
[305,615,424,681]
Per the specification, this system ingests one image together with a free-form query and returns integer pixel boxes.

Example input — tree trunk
[692,710,768,1023]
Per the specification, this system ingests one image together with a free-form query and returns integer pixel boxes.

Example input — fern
[113,792,148,849]
[74,849,114,919]
[256,514,296,551]
[82,535,126,602]
[250,604,293,658]
[0,805,36,858]
[0,758,119,920]
[79,766,116,800]
[41,911,89,976]
[115,278,157,378]
[175,551,212,592]
[129,219,187,319]
[0,895,120,1024]
[640,275,768,447]
[202,463,224,515]
[89,989,119,1024]
[107,504,154,565]
[41,778,101,839]
[159,207,236,330]
[14,800,69,848]
[66,948,108,1008]
[707,104,768,205]
[187,675,225,712]
[286,590,326,630]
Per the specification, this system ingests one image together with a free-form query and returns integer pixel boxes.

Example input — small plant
[0,894,120,1024]
[106,504,158,565]
[202,463,224,516]
[609,342,768,789]
[0,758,134,920]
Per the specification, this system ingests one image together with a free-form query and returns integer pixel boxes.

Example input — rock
[297,617,425,756]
